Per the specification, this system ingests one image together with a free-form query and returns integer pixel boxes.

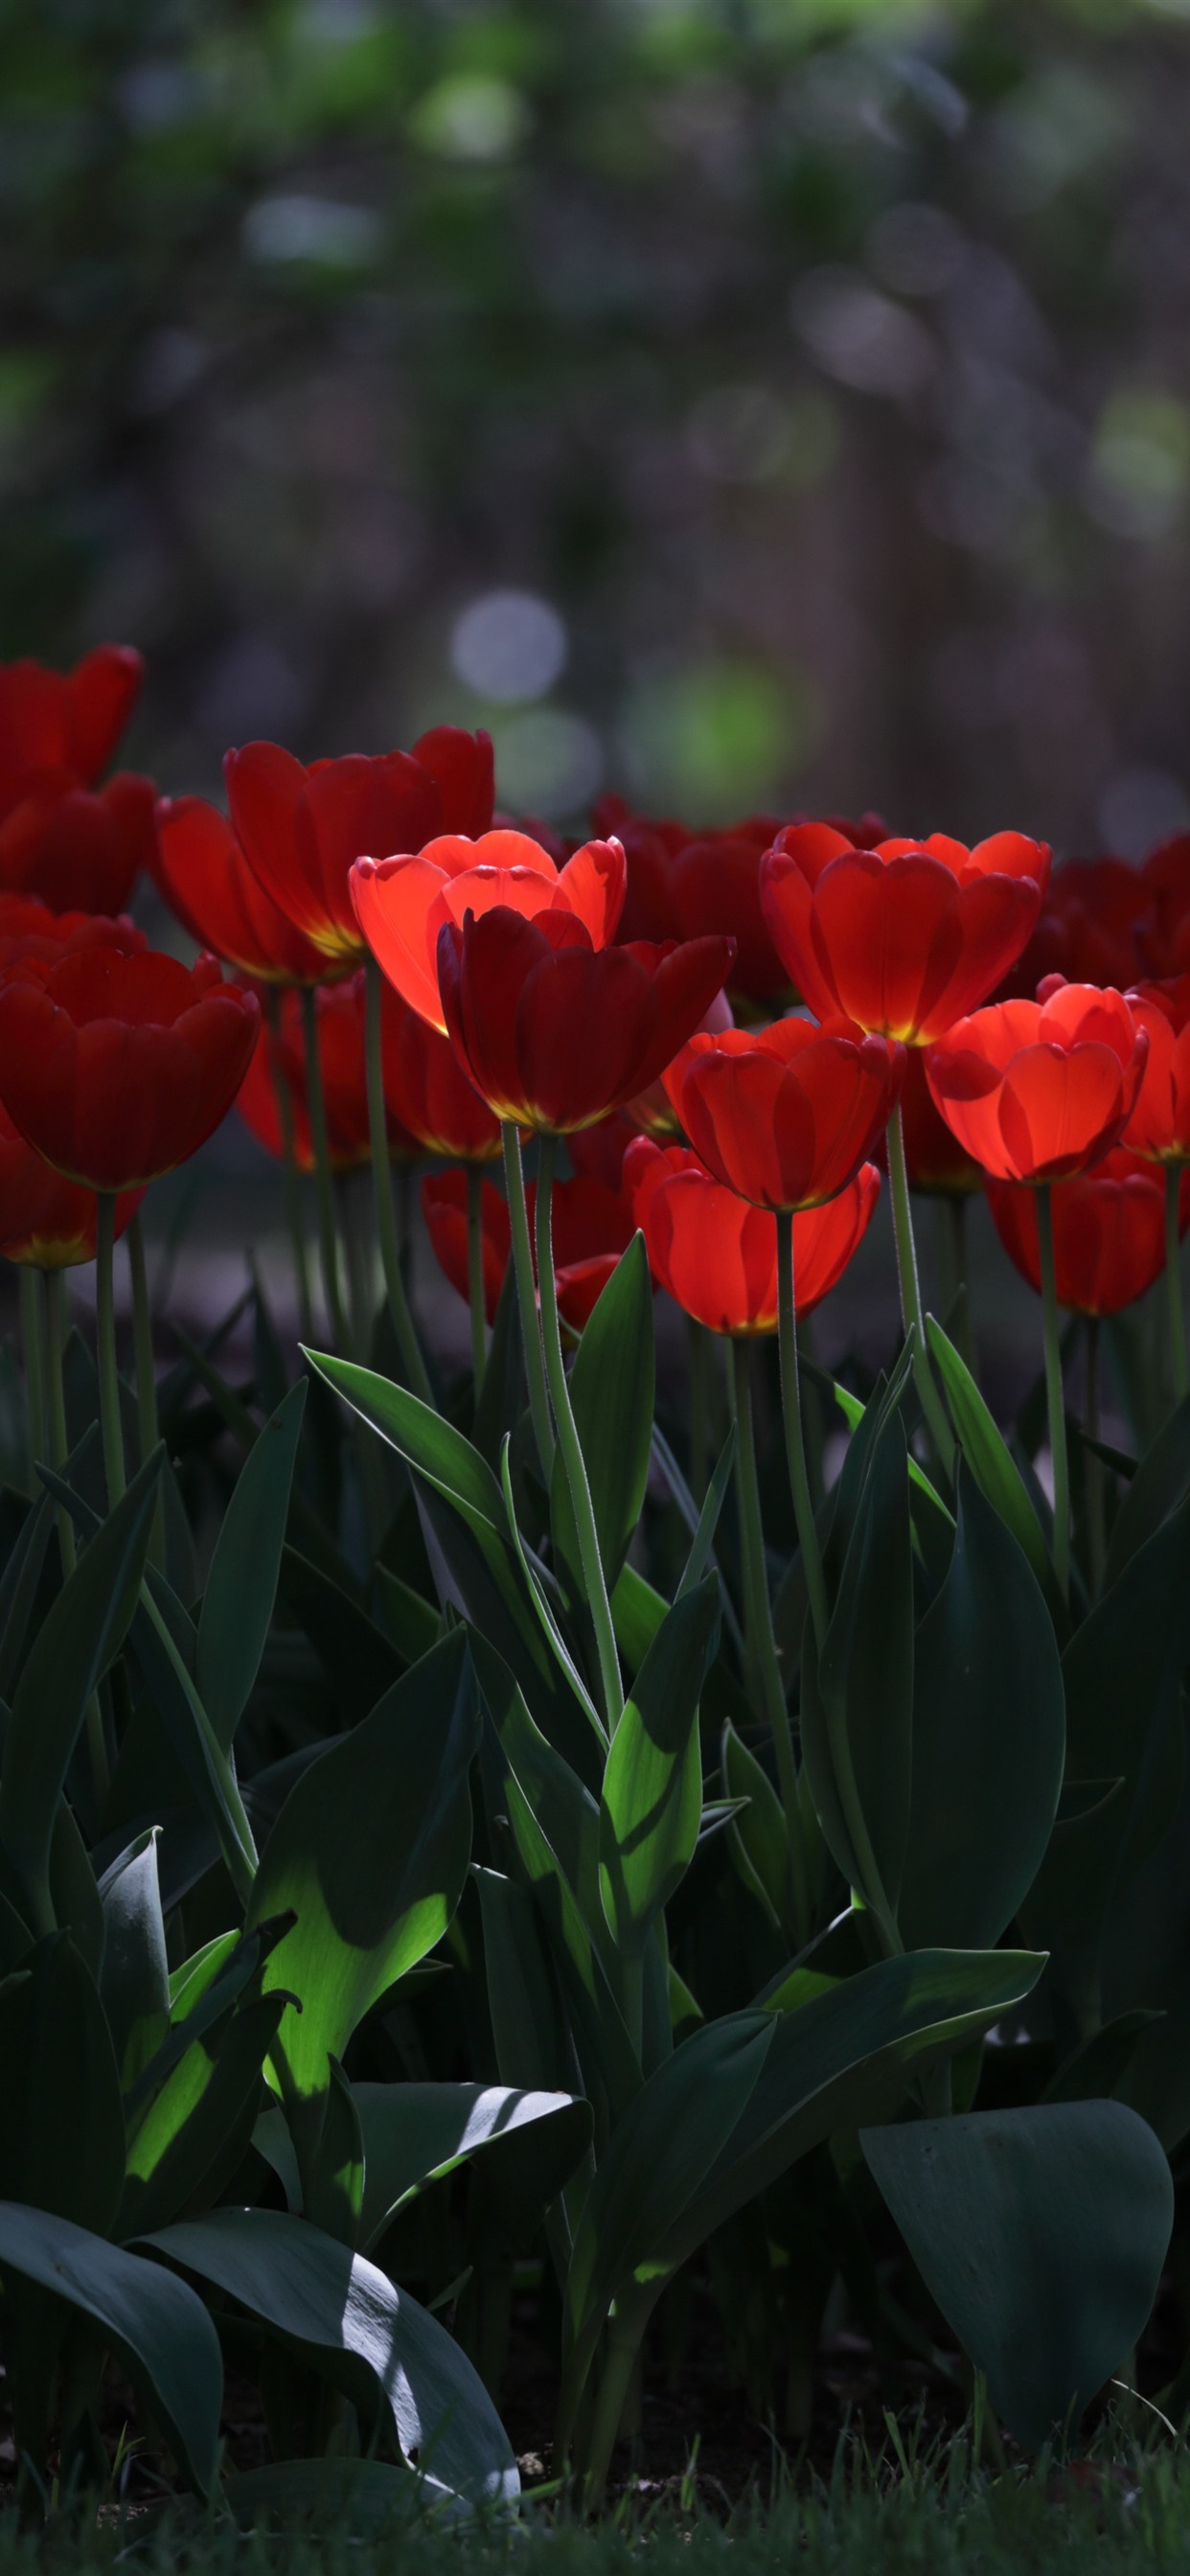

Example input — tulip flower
[986,1150,1183,1320]
[238,976,416,1175]
[1135,831,1190,978]
[0,644,144,814]
[352,827,626,1034]
[667,1013,903,1212]
[625,1138,878,1338]
[1120,977,1190,1400]
[897,1046,981,1196]
[996,857,1147,1002]
[378,978,501,1162]
[925,980,1148,1185]
[0,1102,142,1271]
[0,891,145,970]
[0,771,157,915]
[423,1167,630,1334]
[153,796,331,984]
[759,825,1050,1047]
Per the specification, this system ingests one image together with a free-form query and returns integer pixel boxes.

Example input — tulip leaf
[0,1445,163,1929]
[278,1546,402,1716]
[926,1317,1052,1591]
[551,1233,655,1602]
[0,1483,56,1699]
[801,1412,914,1924]
[899,1469,1066,1949]
[118,1991,287,2241]
[861,2102,1174,2452]
[258,2081,592,2257]
[0,2201,222,2497]
[599,1576,718,1953]
[98,1829,171,2091]
[1104,1391,1190,1586]
[247,1630,479,2109]
[722,1722,790,1934]
[474,1867,577,2104]
[305,1350,507,1533]
[0,1934,125,2235]
[140,2206,518,2507]
[196,1380,307,1753]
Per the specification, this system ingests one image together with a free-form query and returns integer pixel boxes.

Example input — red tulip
[1121,978,1190,1163]
[0,771,156,914]
[996,857,1146,1001]
[593,795,787,1001]
[153,796,330,984]
[898,1046,982,1195]
[667,1012,903,1211]
[0,947,260,1190]
[627,986,735,1138]
[423,1166,631,1330]
[625,1136,880,1336]
[0,891,145,969]
[352,827,626,1033]
[0,645,143,814]
[760,824,1050,1045]
[378,980,501,1162]
[1136,833,1190,979]
[437,907,734,1135]
[225,727,494,969]
[567,1110,641,1192]
[0,1102,143,1269]
[987,1149,1189,1317]
[925,979,1148,1184]
[238,975,415,1173]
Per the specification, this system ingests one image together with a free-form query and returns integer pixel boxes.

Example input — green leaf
[1063,1498,1190,1871]
[260,2080,592,2258]
[927,1318,1051,1591]
[118,1991,286,2241]
[141,2207,517,2508]
[0,1448,163,1928]
[196,1381,307,1754]
[722,1723,790,1934]
[303,2055,365,2248]
[861,2102,1174,2451]
[1105,1392,1190,1584]
[800,1413,914,1919]
[279,1545,402,1715]
[0,2201,221,2496]
[0,1934,125,2233]
[99,1829,171,2091]
[551,1233,654,1601]
[306,1351,506,1532]
[473,1868,576,2104]
[599,1577,718,1954]
[0,1483,55,1698]
[248,1632,479,2107]
[899,1469,1066,1949]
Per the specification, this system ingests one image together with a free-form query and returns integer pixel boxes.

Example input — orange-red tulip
[154,796,331,984]
[1121,978,1190,1163]
[625,1136,879,1336]
[667,1013,903,1211]
[987,1149,1189,1317]
[353,827,626,1033]
[423,1166,631,1330]
[238,975,415,1173]
[378,980,500,1162]
[925,979,1148,1184]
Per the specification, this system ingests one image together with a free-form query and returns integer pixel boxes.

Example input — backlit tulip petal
[926,981,1148,1183]
[353,830,625,1033]
[987,1150,1186,1316]
[625,1135,879,1335]
[154,797,331,984]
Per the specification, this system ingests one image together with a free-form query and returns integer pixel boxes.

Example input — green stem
[95,1193,126,1510]
[886,1100,956,1481]
[1037,1182,1070,1605]
[1085,1316,1105,1602]
[536,1136,622,1735]
[1166,1162,1188,1406]
[265,985,313,1343]
[363,955,432,1403]
[47,1270,109,1809]
[580,2319,641,2504]
[777,1214,829,1656]
[127,1211,165,1574]
[729,1338,800,1823]
[18,1265,48,1487]
[501,1121,555,1484]
[299,984,350,1355]
[466,1162,488,1395]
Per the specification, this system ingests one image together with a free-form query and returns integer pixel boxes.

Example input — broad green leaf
[303,2055,365,2248]
[257,2081,592,2258]
[279,1545,401,1715]
[0,2201,221,2496]
[99,1829,171,2090]
[473,1868,577,2104]
[306,1351,506,1531]
[801,1414,913,1921]
[118,1992,286,2241]
[551,1233,654,1601]
[899,1470,1065,1950]
[0,1934,124,2233]
[0,1449,162,1928]
[248,1631,479,2106]
[473,1634,605,1948]
[374,1566,442,1666]
[722,1723,790,1934]
[125,1920,287,2135]
[599,1577,718,1953]
[1043,2012,1162,2106]
[862,2102,1174,2451]
[1103,1392,1190,1585]
[196,1381,307,1753]
[927,1317,1051,1589]
[142,2207,517,2507]
[502,1772,641,2128]
[610,1563,668,1672]
[1063,1497,1190,1873]
[0,1484,55,1699]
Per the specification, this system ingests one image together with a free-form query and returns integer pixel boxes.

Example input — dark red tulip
[1136,832,1190,979]
[226,726,494,968]
[760,824,1050,1045]
[925,979,1148,1184]
[0,947,260,1190]
[1122,978,1190,1163]
[238,974,415,1173]
[625,1136,880,1336]
[667,1013,903,1211]
[153,796,330,984]
[0,645,143,815]
[353,828,625,1033]
[996,857,1147,1002]
[898,1046,982,1195]
[0,1102,143,1269]
[987,1149,1189,1317]
[423,1166,631,1331]
[567,1110,641,1192]
[594,795,787,1001]
[378,979,501,1162]
[0,771,156,914]
[437,906,735,1135]
[0,891,144,970]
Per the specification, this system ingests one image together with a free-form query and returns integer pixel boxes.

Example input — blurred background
[4,0,1190,1401]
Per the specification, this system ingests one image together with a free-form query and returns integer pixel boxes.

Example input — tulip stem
[537,1136,623,1735]
[364,955,432,1405]
[299,983,351,1358]
[264,986,313,1344]
[777,1214,829,1659]
[46,1268,110,1809]
[886,1100,956,1481]
[501,1121,555,1484]
[18,1266,48,1489]
[467,1163,488,1395]
[729,1337,803,1858]
[95,1192,126,1511]
[1037,1183,1070,1604]
[127,1212,165,1575]
[1166,1162,1188,1407]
